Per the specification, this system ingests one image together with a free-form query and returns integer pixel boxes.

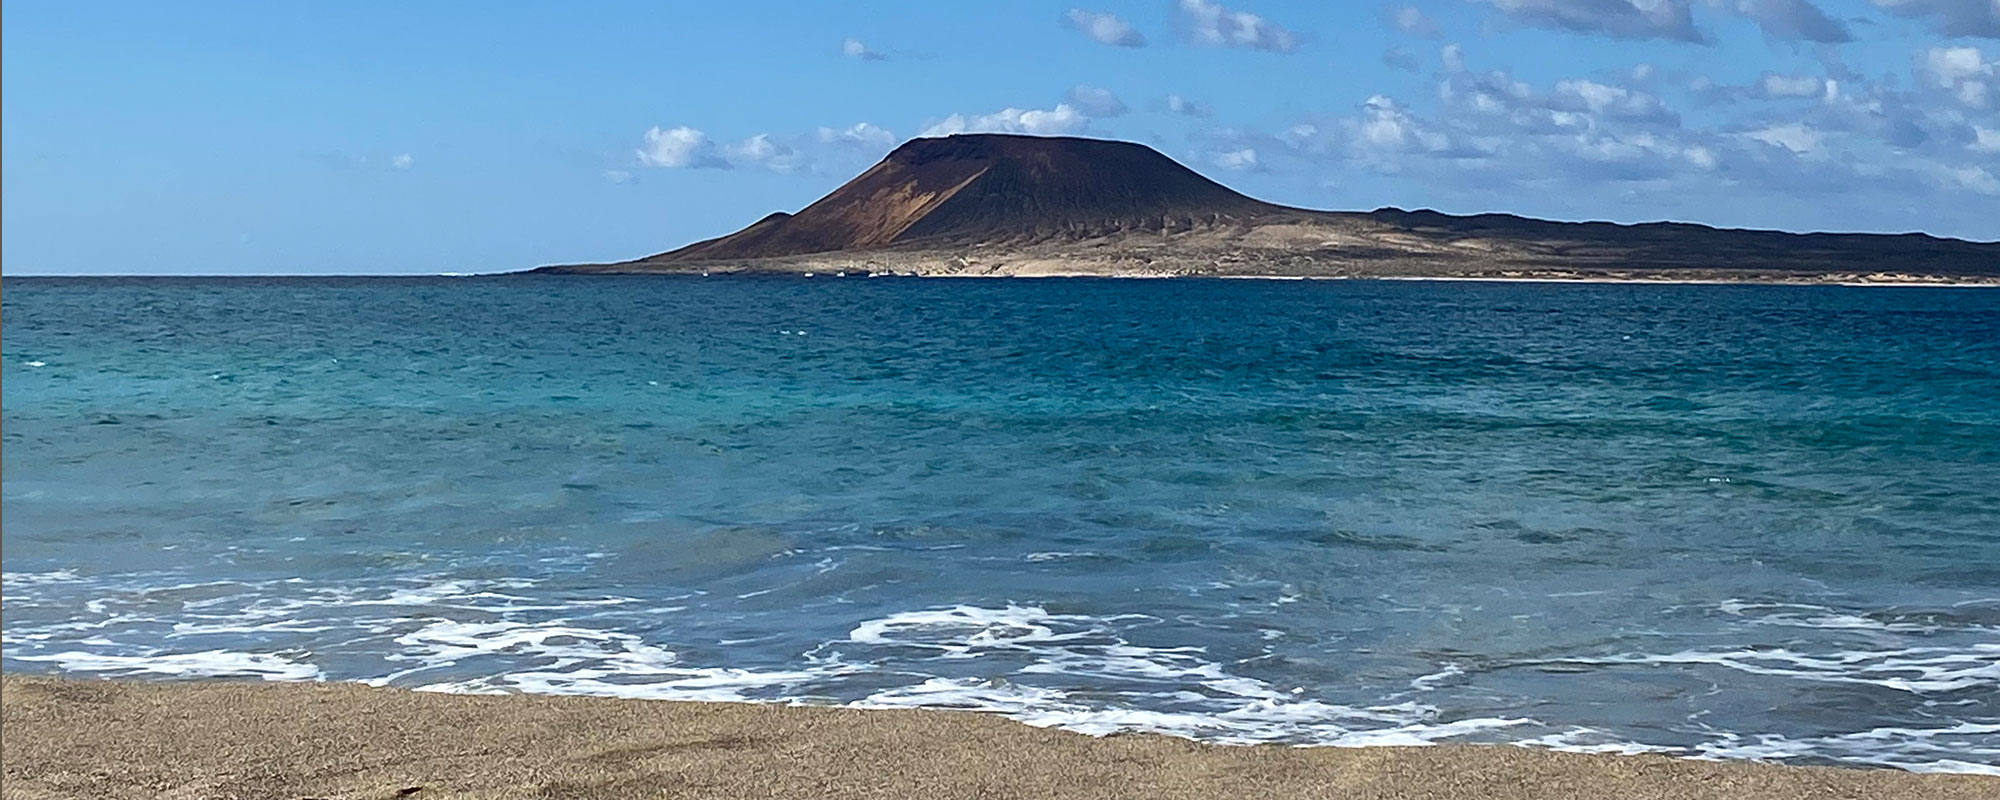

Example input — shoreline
[4,676,1994,799]
[7,272,1999,287]
[525,266,2000,286]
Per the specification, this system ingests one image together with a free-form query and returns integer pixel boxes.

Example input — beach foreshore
[2,676,1992,800]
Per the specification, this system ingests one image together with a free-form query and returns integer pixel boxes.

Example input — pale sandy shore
[3,676,1994,800]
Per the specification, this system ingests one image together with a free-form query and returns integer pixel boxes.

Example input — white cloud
[1555,79,1679,124]
[1210,44,1996,235]
[1759,74,1824,98]
[391,153,413,170]
[1973,126,2000,152]
[1390,5,1440,37]
[1871,0,2000,39]
[1351,95,1455,154]
[1062,8,1147,47]
[1442,43,1466,72]
[603,170,635,184]
[1164,94,1213,117]
[842,38,885,61]
[1746,122,1824,154]
[816,122,899,151]
[1685,145,1719,170]
[1066,85,1129,117]
[725,134,804,172]
[1941,164,2000,194]
[1175,0,1302,53]
[1728,0,1851,43]
[637,126,725,168]
[921,104,1089,137]
[1211,148,1261,170]
[1475,0,1706,42]
[1383,46,1421,72]
[1478,0,1847,43]
[1692,71,1843,103]
[636,128,801,170]
[1921,46,1996,108]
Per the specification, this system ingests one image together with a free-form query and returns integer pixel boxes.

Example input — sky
[3,0,1997,275]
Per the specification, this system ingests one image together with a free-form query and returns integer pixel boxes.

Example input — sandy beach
[1,676,1991,800]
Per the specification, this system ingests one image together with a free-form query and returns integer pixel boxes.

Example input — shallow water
[4,276,1997,772]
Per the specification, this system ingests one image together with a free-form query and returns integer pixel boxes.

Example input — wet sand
[3,676,1993,799]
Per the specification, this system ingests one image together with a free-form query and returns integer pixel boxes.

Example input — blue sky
[4,0,1996,275]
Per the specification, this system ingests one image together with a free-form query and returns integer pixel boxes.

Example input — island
[536,133,1999,284]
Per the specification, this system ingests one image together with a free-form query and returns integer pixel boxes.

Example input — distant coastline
[528,257,2000,286]
[534,134,2000,285]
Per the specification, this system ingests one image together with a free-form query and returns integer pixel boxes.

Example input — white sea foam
[840,605,1536,746]
[1511,728,1683,756]
[1,570,85,588]
[1552,644,2000,694]
[1687,722,2000,775]
[1023,551,1101,562]
[10,649,322,680]
[7,582,1998,774]
[1718,599,2000,634]
[849,604,1106,655]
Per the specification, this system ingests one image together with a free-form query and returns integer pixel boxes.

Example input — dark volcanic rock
[663,135,1291,260]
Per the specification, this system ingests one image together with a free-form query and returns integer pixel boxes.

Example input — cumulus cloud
[391,153,413,170]
[637,126,726,168]
[921,104,1089,137]
[1728,0,1852,43]
[1921,46,1996,108]
[1746,122,1825,154]
[1182,23,1996,237]
[1476,0,1855,43]
[1691,71,1841,103]
[724,134,805,172]
[1975,126,2000,152]
[1937,163,2000,193]
[1211,148,1263,170]
[1389,5,1441,37]
[1351,95,1460,156]
[603,170,635,184]
[1306,89,1712,182]
[1062,8,1147,47]
[637,128,806,171]
[1066,85,1130,117]
[1432,53,1680,132]
[1872,0,2000,38]
[1475,0,1706,42]
[842,38,885,60]
[1383,46,1421,71]
[816,122,899,151]
[1175,0,1303,53]
[1760,74,1827,98]
[1164,94,1213,117]
[1284,39,2000,212]
[1554,79,1681,125]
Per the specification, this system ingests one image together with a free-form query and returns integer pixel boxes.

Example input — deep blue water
[4,276,1997,772]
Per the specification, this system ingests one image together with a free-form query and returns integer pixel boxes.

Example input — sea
[3,275,1997,774]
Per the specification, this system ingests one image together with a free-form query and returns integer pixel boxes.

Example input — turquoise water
[4,276,1997,772]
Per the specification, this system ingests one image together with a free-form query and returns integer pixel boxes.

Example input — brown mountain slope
[661,134,1295,261]
[540,134,2000,282]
